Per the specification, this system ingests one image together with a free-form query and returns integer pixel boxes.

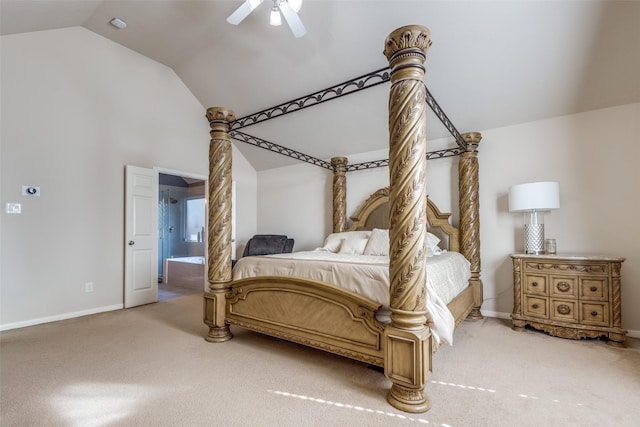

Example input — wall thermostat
[22,186,41,197]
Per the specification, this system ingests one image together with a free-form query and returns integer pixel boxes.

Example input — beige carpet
[1,293,639,427]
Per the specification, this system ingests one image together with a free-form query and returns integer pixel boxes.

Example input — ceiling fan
[227,0,307,38]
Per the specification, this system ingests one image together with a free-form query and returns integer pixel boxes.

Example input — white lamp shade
[508,182,560,212]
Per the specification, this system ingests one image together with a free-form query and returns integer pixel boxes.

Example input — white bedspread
[233,250,471,346]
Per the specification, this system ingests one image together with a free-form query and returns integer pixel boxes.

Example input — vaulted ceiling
[2,1,639,170]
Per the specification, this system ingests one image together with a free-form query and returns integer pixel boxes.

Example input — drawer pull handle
[531,282,539,287]
[532,303,540,309]
[556,282,570,292]
[590,286,598,292]
[557,304,571,315]
[591,310,598,316]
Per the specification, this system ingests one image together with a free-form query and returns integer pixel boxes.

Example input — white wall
[257,103,640,335]
[0,27,257,328]
[257,162,332,252]
[232,144,258,254]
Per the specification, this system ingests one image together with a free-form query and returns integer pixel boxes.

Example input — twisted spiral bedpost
[459,132,484,319]
[203,106,235,343]
[383,24,432,414]
[331,157,348,233]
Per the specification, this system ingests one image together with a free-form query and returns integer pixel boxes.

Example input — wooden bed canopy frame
[202,25,483,414]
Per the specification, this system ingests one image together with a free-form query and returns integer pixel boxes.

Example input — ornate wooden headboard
[347,187,460,252]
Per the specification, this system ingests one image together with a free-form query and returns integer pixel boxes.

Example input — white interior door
[124,165,159,308]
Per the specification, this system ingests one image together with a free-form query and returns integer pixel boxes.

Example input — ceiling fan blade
[227,3,252,25]
[227,0,264,25]
[279,1,306,38]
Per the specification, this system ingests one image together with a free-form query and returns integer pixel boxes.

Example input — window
[185,197,205,242]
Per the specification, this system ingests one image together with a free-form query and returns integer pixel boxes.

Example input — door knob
[128,240,135,246]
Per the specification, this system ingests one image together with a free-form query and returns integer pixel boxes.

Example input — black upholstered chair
[242,234,294,257]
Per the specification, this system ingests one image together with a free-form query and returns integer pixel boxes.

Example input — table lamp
[508,181,560,254]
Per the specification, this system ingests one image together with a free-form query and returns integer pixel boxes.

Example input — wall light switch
[22,186,40,197]
[6,203,21,214]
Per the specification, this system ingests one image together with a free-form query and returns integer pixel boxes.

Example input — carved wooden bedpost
[203,107,235,343]
[383,25,432,414]
[331,157,348,233]
[459,132,484,319]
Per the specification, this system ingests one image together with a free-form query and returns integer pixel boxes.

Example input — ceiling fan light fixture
[270,7,282,26]
[288,0,303,13]
[227,0,305,37]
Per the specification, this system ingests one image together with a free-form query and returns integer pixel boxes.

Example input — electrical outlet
[85,282,94,293]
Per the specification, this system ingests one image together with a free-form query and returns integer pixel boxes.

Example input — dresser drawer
[580,302,609,326]
[550,276,578,299]
[523,295,548,318]
[550,299,578,323]
[523,260,608,275]
[580,277,608,300]
[524,274,547,295]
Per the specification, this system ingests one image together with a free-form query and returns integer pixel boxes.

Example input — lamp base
[524,224,545,254]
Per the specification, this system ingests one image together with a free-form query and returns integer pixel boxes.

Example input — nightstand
[510,253,627,347]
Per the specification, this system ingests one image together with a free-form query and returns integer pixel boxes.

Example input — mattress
[233,250,471,345]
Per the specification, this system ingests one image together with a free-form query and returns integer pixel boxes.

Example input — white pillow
[363,228,389,256]
[322,231,371,253]
[426,232,442,256]
[338,237,369,255]
[321,237,344,253]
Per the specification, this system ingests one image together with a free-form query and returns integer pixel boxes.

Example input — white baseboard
[480,310,511,320]
[0,304,123,331]
[3,305,638,340]
[481,310,640,339]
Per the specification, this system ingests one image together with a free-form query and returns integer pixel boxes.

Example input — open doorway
[157,172,206,301]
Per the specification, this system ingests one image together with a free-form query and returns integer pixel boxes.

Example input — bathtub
[163,256,206,290]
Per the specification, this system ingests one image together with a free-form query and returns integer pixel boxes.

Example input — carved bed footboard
[226,276,385,366]
[225,275,475,365]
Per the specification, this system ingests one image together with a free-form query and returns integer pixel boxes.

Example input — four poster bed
[203,25,483,414]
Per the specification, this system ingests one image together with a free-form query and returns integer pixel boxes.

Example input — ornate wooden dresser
[511,254,627,347]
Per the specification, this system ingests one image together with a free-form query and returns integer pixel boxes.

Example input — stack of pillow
[318,229,443,257]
